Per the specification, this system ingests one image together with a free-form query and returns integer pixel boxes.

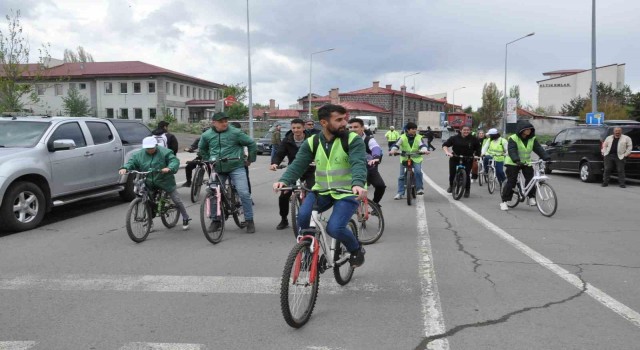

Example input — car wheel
[579,161,596,183]
[0,181,46,232]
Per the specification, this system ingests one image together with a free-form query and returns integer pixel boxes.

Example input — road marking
[0,274,412,295]
[416,196,449,350]
[0,342,37,350]
[120,343,204,350]
[423,172,640,329]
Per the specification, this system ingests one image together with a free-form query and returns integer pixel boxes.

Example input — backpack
[154,134,168,148]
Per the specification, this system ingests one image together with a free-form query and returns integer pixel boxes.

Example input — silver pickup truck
[0,116,152,232]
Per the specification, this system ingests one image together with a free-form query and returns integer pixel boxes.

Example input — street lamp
[246,0,254,138]
[307,48,335,120]
[503,32,534,134]
[402,72,420,128]
[452,86,466,112]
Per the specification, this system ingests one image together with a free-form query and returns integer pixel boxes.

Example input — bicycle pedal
[318,255,328,274]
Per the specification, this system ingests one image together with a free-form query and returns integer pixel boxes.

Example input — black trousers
[279,171,315,218]
[449,157,473,191]
[501,164,535,202]
[603,154,626,185]
[367,165,386,204]
[185,161,198,182]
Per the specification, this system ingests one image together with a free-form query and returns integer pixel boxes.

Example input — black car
[545,124,640,182]
[255,129,288,155]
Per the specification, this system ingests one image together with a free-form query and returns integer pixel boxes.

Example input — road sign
[586,112,604,125]
[223,95,237,107]
[506,98,518,123]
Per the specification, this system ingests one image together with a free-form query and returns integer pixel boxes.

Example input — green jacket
[198,125,257,173]
[121,146,180,192]
[279,131,367,188]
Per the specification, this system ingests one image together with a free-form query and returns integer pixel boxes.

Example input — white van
[357,116,379,134]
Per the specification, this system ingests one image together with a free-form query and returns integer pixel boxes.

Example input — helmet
[390,126,395,130]
[487,128,499,135]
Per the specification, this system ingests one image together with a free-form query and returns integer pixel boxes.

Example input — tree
[478,82,503,129]
[223,83,247,102]
[627,92,640,121]
[560,96,586,116]
[252,102,269,109]
[63,46,94,63]
[0,10,51,112]
[226,102,249,120]
[509,85,522,108]
[62,85,91,116]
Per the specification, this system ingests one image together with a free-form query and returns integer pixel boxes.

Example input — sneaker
[446,187,452,193]
[620,184,627,188]
[601,183,608,187]
[500,202,509,211]
[393,193,404,200]
[208,220,221,232]
[246,220,255,233]
[463,190,470,198]
[349,246,366,267]
[276,218,289,230]
[182,181,191,188]
[528,197,537,206]
[416,189,424,195]
[182,218,191,230]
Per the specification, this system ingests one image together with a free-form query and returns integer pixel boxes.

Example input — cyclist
[384,126,400,151]
[182,127,210,188]
[442,125,481,197]
[118,136,191,230]
[273,104,367,267]
[269,118,316,231]
[199,112,257,233]
[481,128,507,187]
[389,122,429,199]
[349,118,386,205]
[500,120,550,211]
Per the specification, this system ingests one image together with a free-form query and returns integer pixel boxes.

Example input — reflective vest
[486,137,507,162]
[399,134,424,163]
[385,130,400,142]
[504,134,535,166]
[310,133,358,199]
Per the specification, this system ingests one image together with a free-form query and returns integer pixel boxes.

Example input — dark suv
[545,124,640,182]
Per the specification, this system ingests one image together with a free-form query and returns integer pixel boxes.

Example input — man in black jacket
[269,119,315,230]
[152,120,179,155]
[442,125,481,197]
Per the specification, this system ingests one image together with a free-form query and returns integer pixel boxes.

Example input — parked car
[545,124,640,182]
[255,129,288,155]
[0,116,151,232]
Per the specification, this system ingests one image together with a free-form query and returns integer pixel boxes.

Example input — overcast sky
[2,0,638,110]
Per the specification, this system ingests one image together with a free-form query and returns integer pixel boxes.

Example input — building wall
[528,118,577,136]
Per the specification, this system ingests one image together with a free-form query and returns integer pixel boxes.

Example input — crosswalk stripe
[119,343,204,350]
[0,341,37,350]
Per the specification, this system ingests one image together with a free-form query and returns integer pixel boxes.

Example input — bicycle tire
[333,219,359,285]
[201,192,225,244]
[502,182,521,208]
[452,169,466,200]
[281,240,319,328]
[190,166,204,203]
[290,194,302,236]
[487,168,496,194]
[228,186,247,229]
[478,170,484,187]
[535,182,558,217]
[125,197,152,243]
[358,201,385,245]
[160,193,180,228]
[406,170,413,206]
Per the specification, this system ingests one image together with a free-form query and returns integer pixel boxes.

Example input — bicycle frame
[515,160,549,198]
[204,157,241,220]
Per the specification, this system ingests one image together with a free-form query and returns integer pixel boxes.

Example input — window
[173,83,177,95]
[566,129,580,143]
[180,109,184,119]
[187,86,190,97]
[394,99,398,109]
[120,108,129,119]
[165,82,170,95]
[173,108,177,118]
[581,128,602,144]
[86,121,114,144]
[106,108,114,118]
[148,82,156,93]
[50,122,86,148]
[79,83,86,90]
[105,82,113,94]
[134,108,143,119]
[36,84,45,95]
[209,90,212,99]
[553,130,567,145]
[55,84,63,96]
[180,85,184,96]
[120,82,128,94]
[198,88,202,99]
[133,82,141,94]
[149,108,157,119]
[111,120,152,145]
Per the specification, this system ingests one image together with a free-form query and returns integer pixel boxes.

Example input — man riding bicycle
[273,104,367,267]
[481,128,508,186]
[442,125,481,198]
[119,136,191,230]
[500,120,550,211]
[349,118,386,205]
[384,126,400,151]
[199,112,257,233]
[390,122,429,199]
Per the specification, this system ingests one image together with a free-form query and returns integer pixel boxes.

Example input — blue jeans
[397,162,423,194]
[484,156,506,184]
[217,167,253,220]
[297,192,360,252]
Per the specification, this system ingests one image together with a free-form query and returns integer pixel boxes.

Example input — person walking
[424,126,436,151]
[385,126,400,151]
[152,120,179,155]
[601,127,633,188]
[270,125,282,162]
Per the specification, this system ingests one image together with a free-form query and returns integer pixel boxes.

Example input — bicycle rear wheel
[160,193,180,228]
[406,170,413,206]
[535,182,558,217]
[290,194,302,235]
[452,169,466,200]
[333,219,359,285]
[228,187,247,228]
[126,198,152,243]
[281,240,319,328]
[357,201,385,245]
[487,168,496,194]
[190,166,204,203]
[201,192,225,244]
[502,182,521,208]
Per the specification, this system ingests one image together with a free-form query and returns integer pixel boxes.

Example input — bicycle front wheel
[190,167,204,203]
[406,170,414,206]
[478,171,484,186]
[502,182,520,208]
[333,219,359,285]
[452,169,466,200]
[281,240,319,328]
[535,182,558,217]
[160,193,180,228]
[358,201,384,245]
[201,192,225,244]
[487,168,496,194]
[290,194,302,236]
[126,197,152,243]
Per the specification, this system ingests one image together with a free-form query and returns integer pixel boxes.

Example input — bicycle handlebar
[390,151,426,157]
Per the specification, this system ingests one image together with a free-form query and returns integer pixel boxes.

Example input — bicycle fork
[293,235,320,284]
[205,184,223,218]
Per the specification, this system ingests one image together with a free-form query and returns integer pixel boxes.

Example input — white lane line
[416,196,449,350]
[0,274,412,295]
[120,343,204,350]
[423,172,640,329]
[0,342,37,350]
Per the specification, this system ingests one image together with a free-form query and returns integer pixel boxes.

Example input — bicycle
[485,157,499,195]
[450,155,476,200]
[391,151,424,206]
[502,160,558,217]
[279,187,360,328]
[124,170,180,243]
[189,159,212,203]
[354,196,384,245]
[289,178,308,236]
[476,156,485,186]
[199,158,247,244]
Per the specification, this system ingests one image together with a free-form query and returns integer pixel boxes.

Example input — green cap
[212,112,228,121]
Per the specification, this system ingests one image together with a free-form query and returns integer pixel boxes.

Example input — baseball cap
[142,136,157,149]
[487,128,498,135]
[212,112,228,121]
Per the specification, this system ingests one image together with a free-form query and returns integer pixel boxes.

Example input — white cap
[487,128,499,135]
[390,126,395,130]
[142,136,157,149]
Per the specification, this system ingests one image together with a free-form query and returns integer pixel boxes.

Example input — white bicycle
[502,160,558,217]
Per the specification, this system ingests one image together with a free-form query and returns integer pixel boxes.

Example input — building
[15,59,225,123]
[537,63,625,114]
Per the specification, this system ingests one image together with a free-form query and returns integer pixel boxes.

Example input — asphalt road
[1,136,639,350]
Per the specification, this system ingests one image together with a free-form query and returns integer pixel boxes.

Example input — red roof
[269,109,301,118]
[340,101,391,114]
[517,107,544,118]
[342,86,445,104]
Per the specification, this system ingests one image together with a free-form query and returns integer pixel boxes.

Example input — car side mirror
[49,139,76,152]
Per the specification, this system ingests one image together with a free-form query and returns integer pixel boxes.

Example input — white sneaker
[470,179,475,183]
[416,189,424,195]
[394,193,404,200]
[528,198,537,206]
[500,202,509,211]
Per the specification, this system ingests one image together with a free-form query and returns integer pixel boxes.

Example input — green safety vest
[310,133,358,199]
[399,134,424,163]
[504,134,535,166]
[486,138,507,162]
[385,130,400,142]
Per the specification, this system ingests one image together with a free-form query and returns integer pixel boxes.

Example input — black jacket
[507,120,550,163]
[442,133,481,157]
[152,128,179,155]
[273,130,310,165]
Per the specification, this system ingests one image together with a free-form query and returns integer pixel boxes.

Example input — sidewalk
[176,151,195,169]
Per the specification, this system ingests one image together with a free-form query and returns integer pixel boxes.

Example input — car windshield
[111,121,151,145]
[0,121,51,147]
[624,128,640,151]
